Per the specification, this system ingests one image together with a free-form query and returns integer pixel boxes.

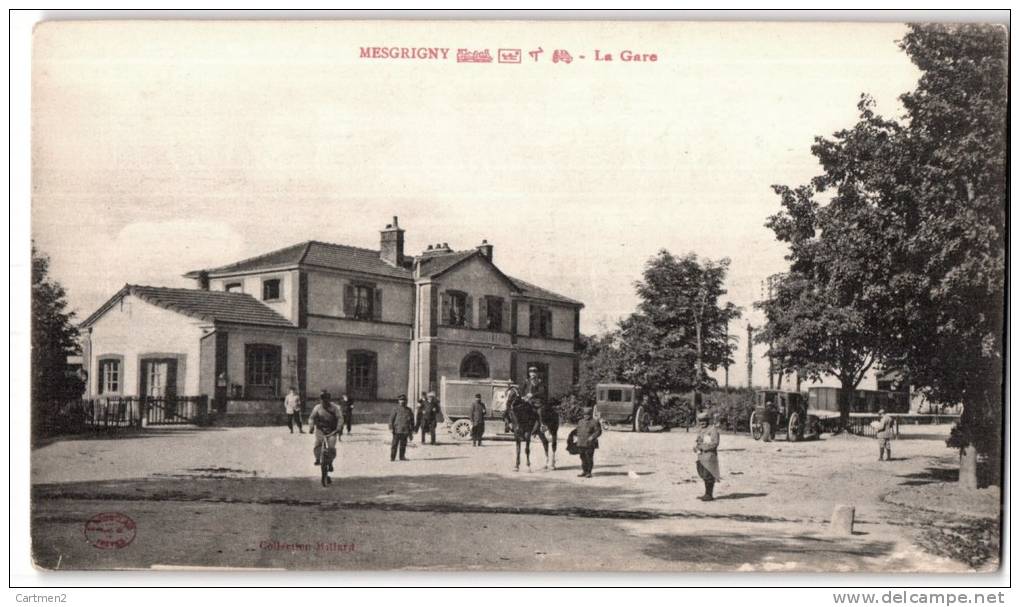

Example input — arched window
[460,352,490,379]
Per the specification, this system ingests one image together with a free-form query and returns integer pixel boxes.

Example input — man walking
[390,394,415,461]
[307,391,342,472]
[470,393,487,446]
[283,386,304,434]
[416,391,440,445]
[694,412,721,501]
[339,393,355,435]
[573,406,602,478]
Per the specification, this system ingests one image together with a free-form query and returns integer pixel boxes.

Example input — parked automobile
[439,377,516,441]
[594,383,692,432]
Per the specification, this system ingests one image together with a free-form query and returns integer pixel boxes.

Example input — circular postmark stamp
[84,512,136,549]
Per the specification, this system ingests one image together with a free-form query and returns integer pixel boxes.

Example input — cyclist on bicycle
[308,390,343,473]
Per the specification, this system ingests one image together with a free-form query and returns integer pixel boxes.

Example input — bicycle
[318,430,339,487]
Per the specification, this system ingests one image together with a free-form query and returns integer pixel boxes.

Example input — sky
[31,20,921,388]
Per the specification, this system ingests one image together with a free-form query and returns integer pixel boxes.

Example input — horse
[506,389,558,471]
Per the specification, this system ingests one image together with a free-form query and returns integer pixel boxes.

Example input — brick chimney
[477,239,493,262]
[380,216,405,267]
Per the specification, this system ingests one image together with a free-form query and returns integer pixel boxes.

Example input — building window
[460,352,490,379]
[484,296,504,331]
[245,344,281,398]
[225,282,243,293]
[98,358,121,394]
[529,305,553,338]
[344,283,380,321]
[354,285,374,320]
[346,351,377,400]
[262,279,282,301]
[442,290,470,327]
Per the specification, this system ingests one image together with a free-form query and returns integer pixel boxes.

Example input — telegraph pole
[746,323,754,389]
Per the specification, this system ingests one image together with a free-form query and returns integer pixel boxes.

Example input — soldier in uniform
[874,408,895,461]
[573,406,602,478]
[470,393,486,446]
[521,366,559,470]
[339,393,355,435]
[693,411,721,501]
[389,395,415,461]
[416,391,441,444]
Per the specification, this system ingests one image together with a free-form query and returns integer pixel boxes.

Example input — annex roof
[81,285,295,329]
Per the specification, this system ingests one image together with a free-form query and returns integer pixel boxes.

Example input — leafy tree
[618,251,741,396]
[32,244,82,402]
[573,332,627,405]
[758,183,885,429]
[765,24,1006,486]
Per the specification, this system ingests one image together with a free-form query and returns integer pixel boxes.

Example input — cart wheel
[787,412,802,442]
[599,418,611,431]
[634,406,651,432]
[450,419,473,441]
[750,410,765,441]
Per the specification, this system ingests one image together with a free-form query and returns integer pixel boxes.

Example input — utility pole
[746,323,754,389]
[693,288,707,408]
[723,318,730,389]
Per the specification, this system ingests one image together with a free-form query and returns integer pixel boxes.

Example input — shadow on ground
[642,532,896,567]
[33,427,228,448]
[898,467,958,486]
[33,472,797,524]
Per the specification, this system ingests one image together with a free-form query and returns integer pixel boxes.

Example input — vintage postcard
[27,18,1006,575]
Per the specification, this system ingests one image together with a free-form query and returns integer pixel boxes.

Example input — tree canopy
[760,24,1006,458]
[32,244,82,401]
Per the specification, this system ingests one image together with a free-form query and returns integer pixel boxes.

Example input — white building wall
[86,295,207,397]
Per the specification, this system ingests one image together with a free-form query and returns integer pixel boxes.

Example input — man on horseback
[514,365,563,469]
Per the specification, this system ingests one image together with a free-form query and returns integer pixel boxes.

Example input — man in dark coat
[573,406,602,478]
[339,394,355,435]
[416,391,441,445]
[470,393,487,446]
[694,412,721,501]
[389,395,415,461]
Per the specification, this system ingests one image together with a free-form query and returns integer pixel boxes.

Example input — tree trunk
[838,378,854,430]
[959,445,978,490]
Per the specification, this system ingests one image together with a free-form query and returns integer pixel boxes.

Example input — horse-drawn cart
[439,377,516,441]
[749,390,820,442]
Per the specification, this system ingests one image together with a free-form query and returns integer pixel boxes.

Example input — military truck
[439,377,516,440]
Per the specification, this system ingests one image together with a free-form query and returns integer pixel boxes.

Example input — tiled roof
[508,276,584,307]
[185,241,413,280]
[302,242,412,279]
[82,285,295,328]
[416,250,478,278]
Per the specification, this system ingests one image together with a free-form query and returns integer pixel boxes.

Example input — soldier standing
[470,393,487,446]
[389,395,414,461]
[573,406,602,478]
[875,408,895,461]
[417,391,440,445]
[693,412,721,501]
[339,394,355,435]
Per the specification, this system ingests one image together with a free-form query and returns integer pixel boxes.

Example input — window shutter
[478,296,488,329]
[343,284,355,317]
[529,306,538,337]
[503,299,512,333]
[373,288,383,321]
[544,309,553,337]
[465,295,473,328]
[441,292,451,325]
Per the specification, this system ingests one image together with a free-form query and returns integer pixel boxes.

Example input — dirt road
[30,422,997,572]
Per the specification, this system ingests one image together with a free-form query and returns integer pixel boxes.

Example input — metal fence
[33,396,208,436]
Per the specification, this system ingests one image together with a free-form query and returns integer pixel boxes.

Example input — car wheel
[750,410,764,440]
[450,419,472,441]
[634,406,651,432]
[787,412,802,442]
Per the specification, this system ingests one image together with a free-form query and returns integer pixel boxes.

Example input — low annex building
[80,217,584,422]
